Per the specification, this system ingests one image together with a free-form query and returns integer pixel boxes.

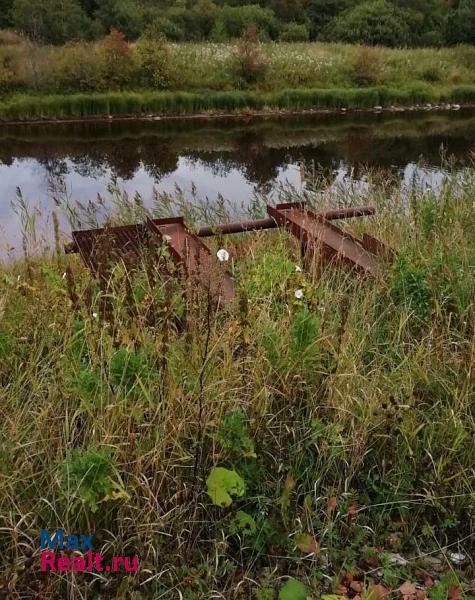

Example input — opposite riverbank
[0,86,474,123]
[1,38,475,122]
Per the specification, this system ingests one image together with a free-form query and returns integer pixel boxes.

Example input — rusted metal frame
[302,206,395,263]
[196,206,375,238]
[147,217,234,302]
[267,203,375,275]
[72,222,153,276]
[65,206,376,254]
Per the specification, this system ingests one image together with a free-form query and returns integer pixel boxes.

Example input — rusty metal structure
[66,204,392,301]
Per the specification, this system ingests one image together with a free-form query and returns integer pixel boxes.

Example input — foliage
[63,447,117,512]
[351,46,382,86]
[233,26,268,85]
[214,409,256,461]
[211,4,279,40]
[135,35,170,88]
[445,0,475,45]
[327,0,412,47]
[278,579,309,600]
[99,27,135,89]
[280,22,310,42]
[12,0,91,44]
[391,255,433,324]
[3,0,474,46]
[206,467,245,506]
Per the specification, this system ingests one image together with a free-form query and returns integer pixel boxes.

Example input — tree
[190,0,221,39]
[445,0,475,44]
[326,0,412,46]
[280,22,310,41]
[12,0,91,44]
[135,34,170,87]
[94,0,145,39]
[306,0,349,39]
[270,0,308,22]
[99,27,135,88]
[0,0,14,28]
[234,26,268,84]
[211,4,279,40]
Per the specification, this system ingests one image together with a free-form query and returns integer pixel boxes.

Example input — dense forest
[0,0,474,47]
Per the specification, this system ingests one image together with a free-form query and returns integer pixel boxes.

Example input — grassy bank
[0,167,474,598]
[1,86,475,121]
[1,37,475,120]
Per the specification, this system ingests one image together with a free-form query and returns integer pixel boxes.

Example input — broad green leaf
[206,467,245,507]
[279,579,308,600]
[230,510,257,535]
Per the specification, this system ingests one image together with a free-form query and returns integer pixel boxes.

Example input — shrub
[233,26,268,86]
[445,0,475,45]
[12,0,92,45]
[280,22,310,42]
[212,4,279,40]
[98,27,136,89]
[48,42,104,92]
[351,46,383,86]
[135,35,170,89]
[327,0,412,47]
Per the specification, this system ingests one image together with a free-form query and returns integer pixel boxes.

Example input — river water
[0,109,474,254]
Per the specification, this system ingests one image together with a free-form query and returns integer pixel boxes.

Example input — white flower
[294,289,304,299]
[295,265,302,272]
[92,312,98,319]
[163,234,172,242]
[448,552,466,565]
[217,248,230,262]
[62,272,67,279]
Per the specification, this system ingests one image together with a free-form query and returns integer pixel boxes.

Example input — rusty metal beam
[196,206,375,237]
[147,217,234,303]
[267,203,382,275]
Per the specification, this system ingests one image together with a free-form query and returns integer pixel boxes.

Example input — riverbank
[0,86,474,123]
[0,170,474,598]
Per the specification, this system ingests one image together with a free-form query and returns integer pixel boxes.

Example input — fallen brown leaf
[399,581,417,600]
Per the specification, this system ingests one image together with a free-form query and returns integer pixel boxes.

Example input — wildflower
[295,265,302,272]
[62,272,67,279]
[294,288,304,299]
[217,249,230,262]
[92,312,98,319]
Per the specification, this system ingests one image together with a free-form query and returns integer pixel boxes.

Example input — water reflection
[0,110,474,253]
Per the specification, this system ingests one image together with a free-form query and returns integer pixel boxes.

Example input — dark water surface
[1,109,474,253]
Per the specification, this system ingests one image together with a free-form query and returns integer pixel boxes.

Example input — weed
[63,447,119,512]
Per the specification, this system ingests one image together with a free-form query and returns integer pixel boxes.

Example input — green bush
[280,22,310,42]
[327,0,412,47]
[211,4,279,40]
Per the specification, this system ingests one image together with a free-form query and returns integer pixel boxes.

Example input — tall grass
[1,85,475,120]
[0,165,474,598]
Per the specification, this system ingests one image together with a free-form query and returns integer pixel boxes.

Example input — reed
[1,85,474,121]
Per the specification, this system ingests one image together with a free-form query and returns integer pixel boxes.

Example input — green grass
[1,85,475,120]
[0,166,474,597]
[1,39,475,120]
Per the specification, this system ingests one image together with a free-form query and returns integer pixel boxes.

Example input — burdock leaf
[279,579,309,600]
[206,467,245,507]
